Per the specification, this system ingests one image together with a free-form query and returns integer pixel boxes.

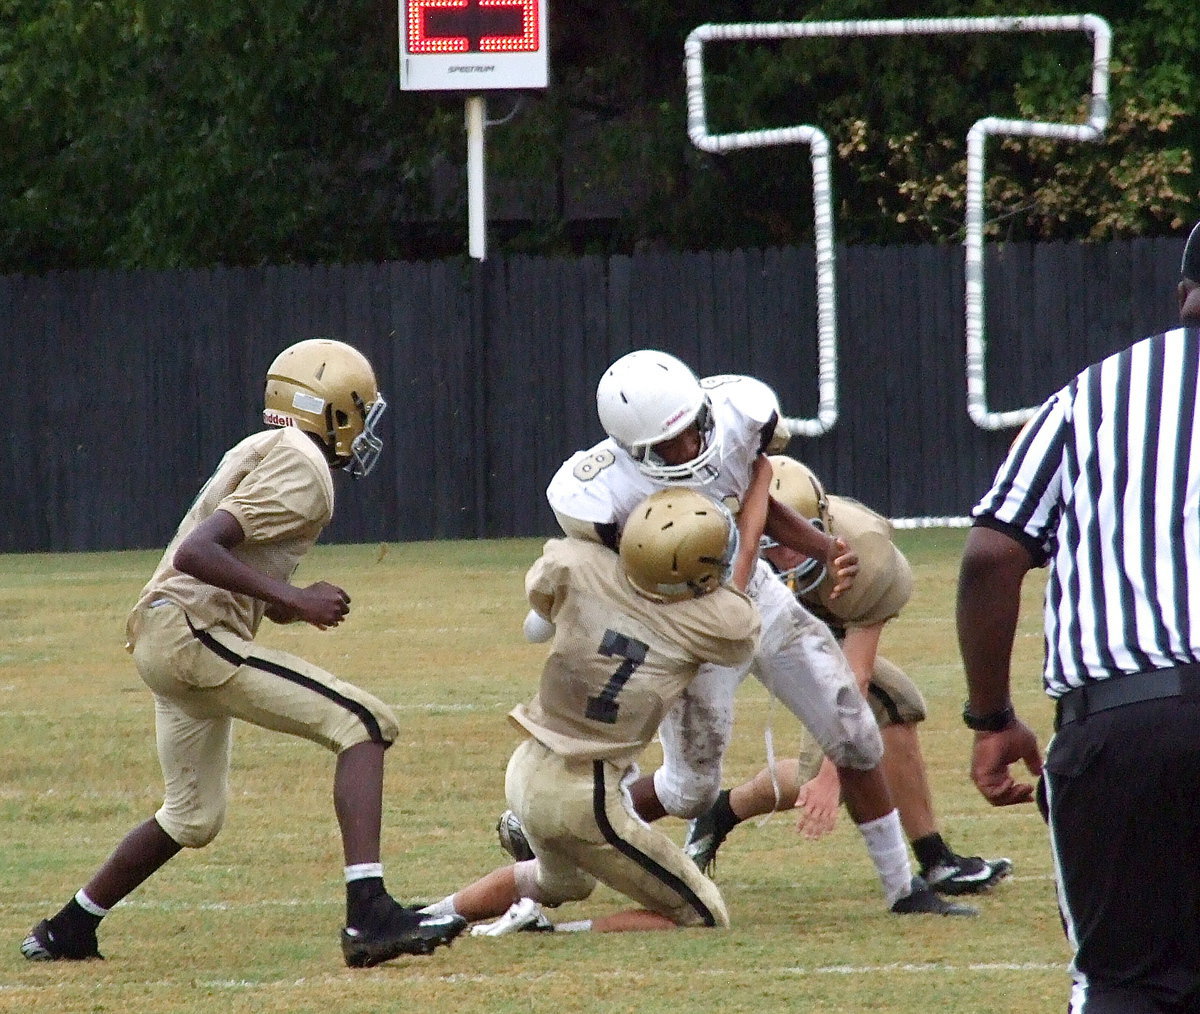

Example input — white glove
[523,609,555,643]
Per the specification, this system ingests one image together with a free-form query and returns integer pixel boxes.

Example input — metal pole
[466,95,487,260]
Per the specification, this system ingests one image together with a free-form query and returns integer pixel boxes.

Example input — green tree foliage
[0,0,465,269]
[0,0,1196,269]
[651,0,1199,245]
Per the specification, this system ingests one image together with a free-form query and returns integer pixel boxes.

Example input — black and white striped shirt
[972,327,1200,697]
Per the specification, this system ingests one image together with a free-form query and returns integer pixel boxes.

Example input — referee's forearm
[956,527,1031,712]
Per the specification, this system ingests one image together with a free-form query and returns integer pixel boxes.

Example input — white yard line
[0,960,1069,994]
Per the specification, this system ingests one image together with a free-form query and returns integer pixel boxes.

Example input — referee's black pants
[1040,692,1200,1013]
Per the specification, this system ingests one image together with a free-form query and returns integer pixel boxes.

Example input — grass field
[0,529,1064,1014]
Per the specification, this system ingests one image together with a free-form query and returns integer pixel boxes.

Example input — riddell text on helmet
[263,410,297,428]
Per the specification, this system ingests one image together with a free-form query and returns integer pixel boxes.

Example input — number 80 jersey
[510,539,759,767]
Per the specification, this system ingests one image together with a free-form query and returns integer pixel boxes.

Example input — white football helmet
[263,338,387,478]
[619,488,738,602]
[596,350,718,483]
[764,454,829,593]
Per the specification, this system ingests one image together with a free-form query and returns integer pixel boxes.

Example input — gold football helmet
[768,455,828,522]
[765,455,830,593]
[263,339,387,478]
[619,489,738,602]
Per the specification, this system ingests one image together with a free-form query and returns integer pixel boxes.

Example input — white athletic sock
[419,895,460,918]
[553,920,592,932]
[75,889,110,919]
[344,862,384,883]
[856,809,913,906]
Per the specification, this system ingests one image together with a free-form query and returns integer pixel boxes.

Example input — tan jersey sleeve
[682,588,760,667]
[218,436,332,543]
[711,592,760,666]
[525,539,569,621]
[810,495,912,627]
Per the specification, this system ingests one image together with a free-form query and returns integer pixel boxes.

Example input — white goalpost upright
[684,13,1112,437]
[960,15,1111,430]
[684,14,1111,527]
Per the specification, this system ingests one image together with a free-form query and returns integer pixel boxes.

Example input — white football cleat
[469,898,554,937]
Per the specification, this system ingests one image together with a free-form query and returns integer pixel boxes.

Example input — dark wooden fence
[0,238,1185,553]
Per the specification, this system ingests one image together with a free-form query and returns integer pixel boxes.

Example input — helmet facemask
[761,455,830,592]
[344,393,387,478]
[626,398,719,485]
[761,520,826,595]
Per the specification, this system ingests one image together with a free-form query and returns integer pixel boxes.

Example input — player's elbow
[172,538,203,578]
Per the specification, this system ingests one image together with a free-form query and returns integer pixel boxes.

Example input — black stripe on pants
[590,760,716,927]
[189,621,386,745]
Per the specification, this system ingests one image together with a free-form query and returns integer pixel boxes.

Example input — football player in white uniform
[685,456,1013,896]
[515,350,971,915]
[419,488,759,935]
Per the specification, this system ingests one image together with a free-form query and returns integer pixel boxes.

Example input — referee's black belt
[1055,663,1200,728]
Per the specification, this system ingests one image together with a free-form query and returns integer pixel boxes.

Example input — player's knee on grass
[663,886,730,928]
[520,858,594,906]
[674,908,730,929]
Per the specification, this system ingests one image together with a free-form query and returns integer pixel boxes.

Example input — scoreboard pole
[399,0,550,261]
[466,95,487,259]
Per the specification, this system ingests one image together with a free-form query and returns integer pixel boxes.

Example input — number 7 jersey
[511,538,760,767]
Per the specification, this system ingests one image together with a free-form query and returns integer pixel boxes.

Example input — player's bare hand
[970,717,1043,806]
[288,581,351,630]
[793,769,840,840]
[264,601,302,624]
[825,537,858,600]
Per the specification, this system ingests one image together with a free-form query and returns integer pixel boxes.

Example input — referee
[956,220,1200,1014]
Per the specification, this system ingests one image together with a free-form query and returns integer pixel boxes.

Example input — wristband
[961,701,1015,732]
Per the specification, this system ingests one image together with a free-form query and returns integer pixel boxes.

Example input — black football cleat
[921,855,1013,896]
[21,919,103,961]
[890,876,978,916]
[342,899,466,968]
[683,807,730,876]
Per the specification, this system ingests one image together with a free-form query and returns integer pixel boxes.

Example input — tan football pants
[505,737,729,928]
[129,601,398,848]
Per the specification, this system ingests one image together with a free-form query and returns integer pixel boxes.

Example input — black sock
[346,877,387,929]
[48,897,101,940]
[710,789,741,836]
[911,832,954,872]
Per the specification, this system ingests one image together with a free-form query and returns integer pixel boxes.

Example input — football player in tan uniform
[685,455,1013,895]
[20,339,466,969]
[417,489,759,935]
[499,353,972,916]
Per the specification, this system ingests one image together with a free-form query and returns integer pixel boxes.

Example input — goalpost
[684,14,1111,527]
[684,14,1112,437]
